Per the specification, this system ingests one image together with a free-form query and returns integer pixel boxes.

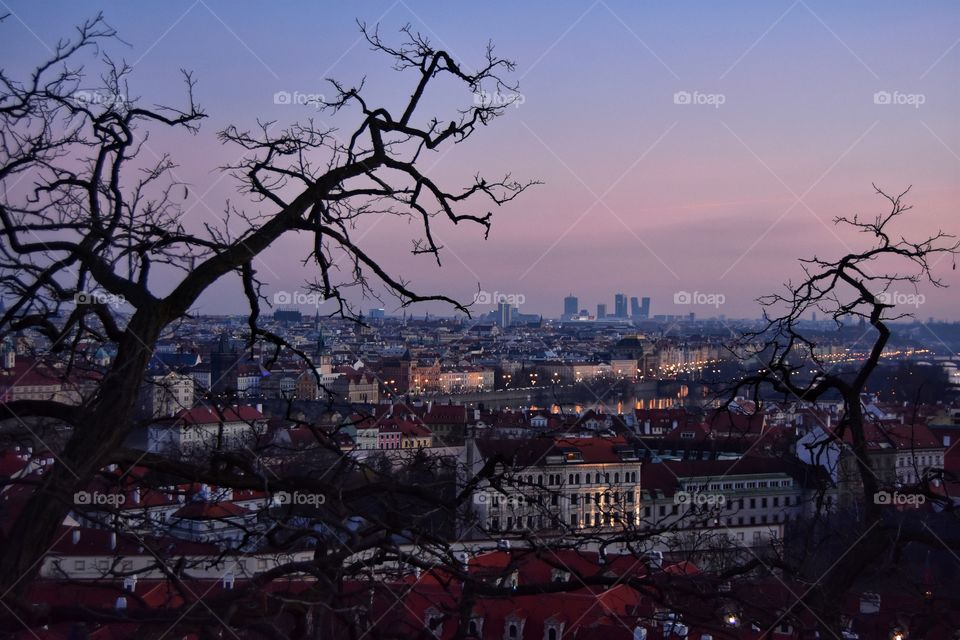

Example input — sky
[2,1,959,320]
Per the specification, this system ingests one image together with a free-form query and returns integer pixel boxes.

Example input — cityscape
[1,3,959,640]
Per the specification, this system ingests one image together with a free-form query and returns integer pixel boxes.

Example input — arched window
[509,623,518,638]
[548,628,558,640]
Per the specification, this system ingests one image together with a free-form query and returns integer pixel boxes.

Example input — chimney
[115,596,128,610]
[133,488,141,505]
[109,532,117,550]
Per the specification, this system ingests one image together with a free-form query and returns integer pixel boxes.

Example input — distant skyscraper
[630,296,641,317]
[498,302,512,328]
[640,297,650,319]
[563,294,578,319]
[614,293,628,318]
[596,303,607,319]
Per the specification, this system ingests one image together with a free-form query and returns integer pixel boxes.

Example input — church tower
[314,330,333,375]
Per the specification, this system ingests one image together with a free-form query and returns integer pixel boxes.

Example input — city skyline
[3,1,958,319]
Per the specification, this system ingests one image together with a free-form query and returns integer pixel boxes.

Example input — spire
[315,328,326,357]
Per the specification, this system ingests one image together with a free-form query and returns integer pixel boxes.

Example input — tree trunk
[0,312,164,593]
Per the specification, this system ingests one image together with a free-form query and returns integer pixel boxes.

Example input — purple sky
[3,1,959,319]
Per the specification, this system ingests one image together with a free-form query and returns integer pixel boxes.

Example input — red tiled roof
[169,405,265,425]
[172,501,249,520]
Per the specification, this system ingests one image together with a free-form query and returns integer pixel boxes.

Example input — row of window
[517,470,639,488]
[488,491,635,508]
[645,495,801,518]
[488,511,636,531]
[685,478,793,491]
[898,454,942,467]
[487,510,800,531]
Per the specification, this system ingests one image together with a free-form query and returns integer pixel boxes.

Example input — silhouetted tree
[728,186,959,635]
[0,14,532,596]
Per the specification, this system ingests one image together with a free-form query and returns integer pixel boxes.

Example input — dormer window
[504,614,526,640]
[468,616,484,637]
[544,620,565,640]
[425,607,444,637]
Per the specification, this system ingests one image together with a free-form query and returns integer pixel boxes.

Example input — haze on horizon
[3,1,958,320]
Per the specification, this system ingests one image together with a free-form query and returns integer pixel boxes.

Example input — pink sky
[3,1,958,319]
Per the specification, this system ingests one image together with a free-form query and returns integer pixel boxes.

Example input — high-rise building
[498,302,512,328]
[630,297,641,318]
[596,303,607,319]
[563,294,579,319]
[614,293,628,318]
[640,297,651,319]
